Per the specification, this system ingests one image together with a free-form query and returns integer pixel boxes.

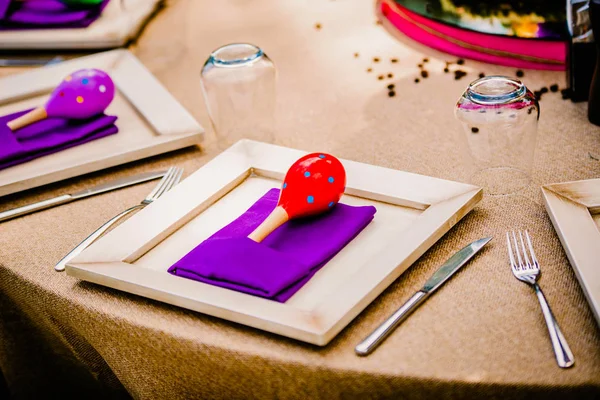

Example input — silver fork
[55,166,184,272]
[506,230,575,368]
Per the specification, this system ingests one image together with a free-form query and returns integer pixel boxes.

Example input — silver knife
[0,170,166,223]
[355,237,492,356]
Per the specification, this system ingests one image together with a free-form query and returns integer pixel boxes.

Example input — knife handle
[0,194,72,223]
[355,291,428,356]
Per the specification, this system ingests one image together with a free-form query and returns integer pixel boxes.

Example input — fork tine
[519,231,531,268]
[506,232,517,270]
[172,168,184,187]
[511,231,523,270]
[146,166,175,201]
[525,230,539,270]
[153,167,178,200]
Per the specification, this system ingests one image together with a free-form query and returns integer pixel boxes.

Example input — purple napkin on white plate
[0,108,118,170]
[168,188,377,302]
[0,0,109,29]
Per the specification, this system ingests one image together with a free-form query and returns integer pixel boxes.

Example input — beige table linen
[1,0,600,398]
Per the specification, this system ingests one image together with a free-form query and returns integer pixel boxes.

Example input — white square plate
[0,49,203,197]
[66,140,482,345]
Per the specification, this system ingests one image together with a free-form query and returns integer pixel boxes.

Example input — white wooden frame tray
[0,0,161,50]
[0,49,203,197]
[66,140,482,345]
[543,179,600,327]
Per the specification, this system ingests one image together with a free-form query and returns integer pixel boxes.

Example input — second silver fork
[506,230,575,368]
[55,166,184,272]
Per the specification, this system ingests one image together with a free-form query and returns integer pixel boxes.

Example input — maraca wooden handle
[7,107,47,131]
[248,206,289,243]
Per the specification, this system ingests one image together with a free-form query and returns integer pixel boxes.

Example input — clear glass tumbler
[454,76,539,196]
[200,43,276,148]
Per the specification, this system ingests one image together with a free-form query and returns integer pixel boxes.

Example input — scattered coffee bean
[471,127,479,133]
[388,91,396,97]
[378,75,384,80]
[421,70,429,78]
[479,73,485,78]
[367,68,372,72]
[315,23,322,30]
[561,88,571,100]
[443,67,449,73]
[391,58,398,63]
[414,78,420,83]
[354,52,359,58]
[516,70,524,77]
[387,84,395,90]
[550,84,559,92]
[457,58,465,65]
[540,87,548,94]
[418,63,423,68]
[373,57,380,63]
[423,58,429,63]
[454,70,467,80]
[387,73,393,78]
[496,111,502,114]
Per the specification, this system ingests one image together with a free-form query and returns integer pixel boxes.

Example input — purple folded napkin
[168,188,377,302]
[0,108,118,170]
[0,0,109,30]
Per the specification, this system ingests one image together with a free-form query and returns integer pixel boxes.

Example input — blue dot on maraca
[319,154,325,159]
[307,195,314,204]
[283,182,287,189]
[328,201,334,207]
[328,176,334,183]
[82,78,89,85]
[304,171,311,178]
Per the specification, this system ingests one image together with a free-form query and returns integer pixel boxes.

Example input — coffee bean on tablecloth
[373,57,380,63]
[418,63,423,68]
[315,23,322,30]
[561,89,571,100]
[457,58,465,65]
[479,73,485,78]
[367,68,372,72]
[378,75,384,80]
[444,67,449,73]
[421,70,429,78]
[414,78,420,83]
[540,87,549,94]
[516,70,524,77]
[354,52,359,58]
[387,73,393,78]
[388,91,396,97]
[387,84,395,90]
[454,70,467,80]
[423,58,429,63]
[391,58,398,63]
[550,84,559,92]
[471,127,479,133]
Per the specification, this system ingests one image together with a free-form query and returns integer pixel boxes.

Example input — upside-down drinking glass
[454,76,539,196]
[200,43,276,148]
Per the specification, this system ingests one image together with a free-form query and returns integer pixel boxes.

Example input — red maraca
[248,153,347,242]
[7,68,115,131]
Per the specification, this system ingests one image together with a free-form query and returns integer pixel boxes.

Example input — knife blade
[355,237,492,356]
[0,170,166,223]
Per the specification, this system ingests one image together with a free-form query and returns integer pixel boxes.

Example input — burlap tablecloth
[1,0,599,398]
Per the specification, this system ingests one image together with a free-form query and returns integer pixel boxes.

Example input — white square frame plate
[0,49,203,197]
[66,140,482,345]
[542,179,600,327]
[0,0,161,50]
